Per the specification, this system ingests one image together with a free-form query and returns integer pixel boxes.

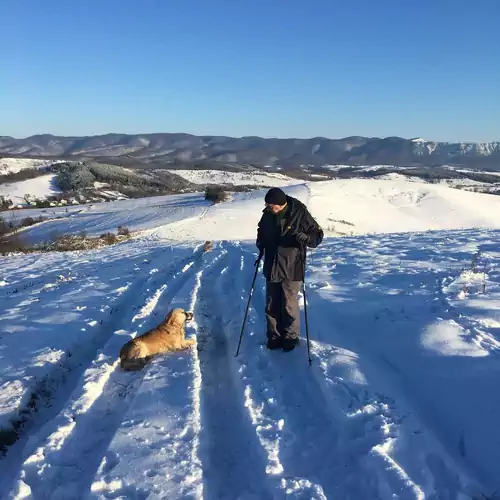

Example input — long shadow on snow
[238,232,500,498]
[49,244,216,498]
[0,243,202,496]
[0,244,193,423]
[304,244,500,498]
[231,247,378,498]
[195,243,275,500]
[0,245,189,435]
[247,274,382,499]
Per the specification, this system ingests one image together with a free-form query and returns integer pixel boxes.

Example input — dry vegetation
[204,185,229,203]
[0,215,132,255]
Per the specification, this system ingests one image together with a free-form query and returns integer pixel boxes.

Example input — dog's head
[165,308,193,326]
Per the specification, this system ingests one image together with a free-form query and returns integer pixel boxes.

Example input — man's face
[266,202,286,214]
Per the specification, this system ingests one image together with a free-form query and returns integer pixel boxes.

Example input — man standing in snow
[256,187,324,351]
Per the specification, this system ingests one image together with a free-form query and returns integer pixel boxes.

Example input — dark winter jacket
[256,195,324,282]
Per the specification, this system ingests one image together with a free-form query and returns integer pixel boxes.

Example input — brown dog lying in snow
[119,308,195,371]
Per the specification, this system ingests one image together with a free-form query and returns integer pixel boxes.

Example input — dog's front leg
[180,339,196,350]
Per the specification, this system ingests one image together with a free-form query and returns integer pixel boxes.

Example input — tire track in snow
[238,243,470,500]
[0,254,174,495]
[87,244,225,500]
[143,205,211,242]
[193,242,275,500]
[233,248,421,499]
[303,285,478,500]
[6,243,217,500]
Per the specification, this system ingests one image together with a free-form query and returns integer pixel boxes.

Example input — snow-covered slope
[0,158,63,176]
[0,174,61,204]
[10,177,500,245]
[1,177,500,499]
[9,192,211,244]
[307,178,500,235]
[412,139,500,157]
[166,168,298,186]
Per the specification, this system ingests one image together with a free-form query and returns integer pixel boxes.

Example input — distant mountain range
[1,133,499,169]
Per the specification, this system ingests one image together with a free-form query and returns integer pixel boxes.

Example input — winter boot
[282,337,299,352]
[266,337,283,350]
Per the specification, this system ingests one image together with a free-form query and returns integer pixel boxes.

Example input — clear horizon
[3,130,500,144]
[1,0,499,143]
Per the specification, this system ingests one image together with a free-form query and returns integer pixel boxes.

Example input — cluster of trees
[0,196,12,210]
[55,162,192,197]
[204,186,229,203]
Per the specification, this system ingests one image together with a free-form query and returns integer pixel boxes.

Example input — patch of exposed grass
[0,226,132,255]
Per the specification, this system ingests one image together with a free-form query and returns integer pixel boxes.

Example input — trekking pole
[302,245,312,366]
[235,250,263,357]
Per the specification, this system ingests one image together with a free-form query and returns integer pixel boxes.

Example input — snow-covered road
[2,228,500,499]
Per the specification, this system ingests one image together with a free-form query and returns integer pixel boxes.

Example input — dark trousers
[265,280,302,341]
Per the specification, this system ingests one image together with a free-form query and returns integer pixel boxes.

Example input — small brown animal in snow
[119,308,195,371]
[203,240,213,253]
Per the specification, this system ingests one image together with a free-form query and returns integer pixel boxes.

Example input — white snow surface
[0,174,62,203]
[1,176,500,499]
[10,177,500,245]
[166,168,298,187]
[0,158,64,176]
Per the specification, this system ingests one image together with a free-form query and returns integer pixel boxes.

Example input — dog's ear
[165,309,174,322]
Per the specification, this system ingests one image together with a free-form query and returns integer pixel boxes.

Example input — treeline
[56,162,193,196]
[0,168,49,185]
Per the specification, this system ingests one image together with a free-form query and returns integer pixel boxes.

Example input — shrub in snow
[0,216,7,236]
[23,193,35,204]
[3,230,132,254]
[205,185,229,204]
[0,196,12,211]
[34,199,51,209]
[100,232,118,245]
[20,217,36,227]
[0,231,28,255]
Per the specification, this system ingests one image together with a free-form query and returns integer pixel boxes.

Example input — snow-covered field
[166,168,298,187]
[8,177,500,245]
[7,192,211,244]
[1,177,500,499]
[0,174,61,204]
[307,178,500,236]
[0,158,64,176]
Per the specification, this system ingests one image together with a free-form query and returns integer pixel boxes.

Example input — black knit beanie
[264,187,287,205]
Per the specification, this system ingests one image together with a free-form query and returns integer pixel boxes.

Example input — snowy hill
[165,168,297,187]
[0,174,62,205]
[0,158,52,175]
[0,158,63,177]
[0,160,302,210]
[1,177,500,499]
[9,177,500,245]
[0,160,198,208]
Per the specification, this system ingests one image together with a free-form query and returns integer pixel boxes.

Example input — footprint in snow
[309,280,332,289]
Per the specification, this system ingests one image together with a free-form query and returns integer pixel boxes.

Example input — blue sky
[1,0,499,141]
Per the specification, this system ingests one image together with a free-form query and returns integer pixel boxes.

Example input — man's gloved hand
[255,248,264,266]
[295,232,309,244]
